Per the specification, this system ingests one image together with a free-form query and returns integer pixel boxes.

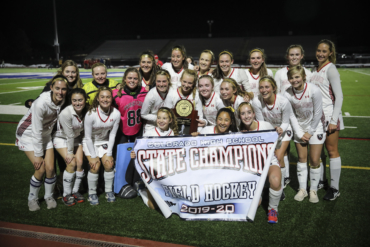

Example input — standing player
[310,39,344,200]
[238,102,282,223]
[212,50,251,93]
[83,87,121,205]
[198,75,225,126]
[141,70,175,134]
[53,88,88,206]
[161,45,194,89]
[16,76,68,211]
[83,63,120,105]
[138,51,160,91]
[246,48,274,96]
[285,66,326,203]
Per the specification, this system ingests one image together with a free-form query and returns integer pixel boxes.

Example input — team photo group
[14,38,343,224]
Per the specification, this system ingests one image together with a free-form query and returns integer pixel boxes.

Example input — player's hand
[33,157,44,170]
[116,84,122,90]
[105,156,114,167]
[65,153,75,165]
[196,119,206,127]
[328,124,337,134]
[89,157,100,170]
[301,132,312,142]
[145,85,150,92]
[191,132,200,137]
[130,151,136,159]
[194,66,199,71]
[275,127,283,136]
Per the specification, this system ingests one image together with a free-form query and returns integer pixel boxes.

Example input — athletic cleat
[28,199,40,211]
[294,189,308,201]
[317,180,329,190]
[284,177,291,188]
[45,197,57,209]
[280,190,286,201]
[105,192,116,203]
[267,208,278,224]
[62,195,76,206]
[323,187,340,201]
[117,184,137,199]
[88,194,99,206]
[53,183,63,200]
[72,192,85,203]
[309,190,319,203]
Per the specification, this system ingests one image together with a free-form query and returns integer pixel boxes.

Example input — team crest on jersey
[317,134,323,140]
[287,130,292,137]
[102,144,108,150]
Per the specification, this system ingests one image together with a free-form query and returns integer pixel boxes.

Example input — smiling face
[239,104,255,127]
[71,93,86,113]
[249,52,264,71]
[288,72,305,90]
[125,71,139,90]
[181,73,195,95]
[171,50,185,70]
[219,54,233,75]
[93,66,107,84]
[62,66,77,83]
[199,52,212,72]
[50,80,68,104]
[316,43,333,64]
[198,77,213,99]
[140,56,153,74]
[259,80,275,101]
[156,74,169,93]
[287,48,303,67]
[220,82,236,100]
[97,90,112,110]
[157,111,171,131]
[216,111,231,133]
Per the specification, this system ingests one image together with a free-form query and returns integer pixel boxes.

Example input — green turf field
[0,68,369,246]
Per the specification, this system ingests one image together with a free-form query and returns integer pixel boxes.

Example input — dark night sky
[2,0,368,59]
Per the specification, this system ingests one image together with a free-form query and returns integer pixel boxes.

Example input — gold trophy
[173,99,199,134]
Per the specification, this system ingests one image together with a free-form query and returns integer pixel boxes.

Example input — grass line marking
[342,116,370,118]
[0,88,44,95]
[289,162,370,170]
[345,69,370,76]
[0,80,47,85]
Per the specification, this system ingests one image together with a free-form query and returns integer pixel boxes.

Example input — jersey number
[127,109,141,127]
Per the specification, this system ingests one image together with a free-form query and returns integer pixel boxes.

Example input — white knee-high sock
[63,171,75,197]
[72,170,84,194]
[29,175,42,201]
[284,156,289,178]
[104,171,115,193]
[88,172,99,195]
[268,187,282,212]
[280,167,286,189]
[319,162,324,181]
[297,162,308,190]
[330,157,341,190]
[310,166,321,191]
[44,175,56,199]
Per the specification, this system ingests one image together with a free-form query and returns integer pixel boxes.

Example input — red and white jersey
[222,68,250,92]
[141,78,150,90]
[275,66,312,94]
[246,68,274,96]
[200,126,218,134]
[83,106,120,158]
[141,87,175,132]
[251,94,291,131]
[161,63,194,90]
[16,91,64,157]
[202,92,225,126]
[197,70,212,78]
[53,105,84,154]
[144,127,174,137]
[284,83,325,135]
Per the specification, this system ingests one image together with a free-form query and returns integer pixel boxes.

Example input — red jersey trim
[74,115,82,123]
[142,78,150,86]
[155,127,172,136]
[156,89,167,101]
[228,68,235,78]
[172,64,184,74]
[177,88,190,100]
[205,92,216,107]
[264,95,277,111]
[249,71,259,80]
[293,83,308,100]
[97,107,111,123]
[317,62,331,72]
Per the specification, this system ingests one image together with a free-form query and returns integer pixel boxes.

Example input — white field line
[8,102,21,105]
[344,126,357,128]
[0,88,43,95]
[344,69,370,76]
[0,80,47,85]
[345,112,350,116]
[342,116,370,118]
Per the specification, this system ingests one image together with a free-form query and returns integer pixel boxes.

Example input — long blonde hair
[157,107,179,136]
[180,69,198,104]
[259,75,277,94]
[88,86,112,113]
[248,48,268,77]
[317,39,336,64]
[46,60,83,89]
[237,102,255,131]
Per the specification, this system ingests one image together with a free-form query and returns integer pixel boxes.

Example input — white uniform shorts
[15,135,53,153]
[276,125,293,149]
[53,137,81,149]
[82,140,109,158]
[323,107,344,131]
[294,122,326,145]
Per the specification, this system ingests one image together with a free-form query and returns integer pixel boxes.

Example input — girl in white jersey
[237,102,281,224]
[310,40,344,201]
[141,70,175,134]
[212,50,251,93]
[161,45,194,89]
[138,50,160,91]
[285,66,326,203]
[164,69,207,132]
[16,76,68,211]
[251,76,299,200]
[53,88,88,206]
[83,87,121,205]
[198,75,225,126]
[246,48,274,96]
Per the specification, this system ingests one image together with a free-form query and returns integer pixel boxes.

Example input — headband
[249,49,263,55]
[225,106,235,113]
[219,51,233,59]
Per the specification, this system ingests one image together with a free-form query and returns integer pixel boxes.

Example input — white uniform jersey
[161,63,194,90]
[164,88,206,123]
[141,78,150,89]
[246,68,274,96]
[284,83,325,135]
[144,127,174,137]
[53,105,84,154]
[16,91,64,157]
[141,87,175,133]
[310,62,344,130]
[83,106,120,158]
[202,92,225,126]
[222,68,250,92]
[200,126,218,134]
[275,66,312,94]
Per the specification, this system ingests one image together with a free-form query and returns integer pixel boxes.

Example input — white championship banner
[134,130,278,221]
